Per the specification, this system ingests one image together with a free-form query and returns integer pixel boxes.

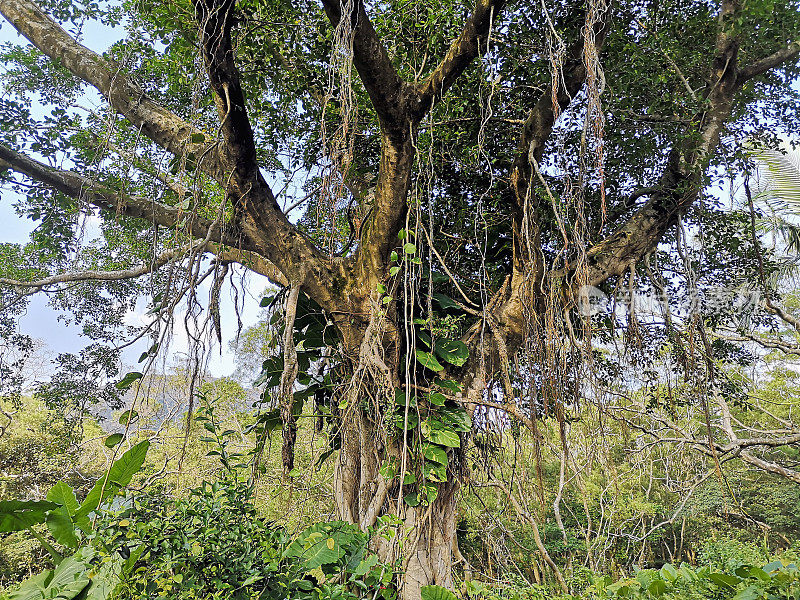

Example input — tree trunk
[334,408,460,600]
[331,310,462,600]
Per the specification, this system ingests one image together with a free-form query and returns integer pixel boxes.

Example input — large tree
[1,0,799,595]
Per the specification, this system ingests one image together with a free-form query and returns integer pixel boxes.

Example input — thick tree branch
[321,0,408,129]
[583,0,742,286]
[192,0,346,310]
[327,0,511,298]
[764,299,800,332]
[450,12,611,396]
[514,15,612,186]
[208,244,289,287]
[0,242,206,290]
[454,0,746,402]
[3,0,344,316]
[0,0,225,180]
[507,23,610,274]
[739,451,800,484]
[716,329,800,356]
[351,133,415,294]
[0,145,291,288]
[412,0,506,119]
[195,0,261,184]
[0,143,237,245]
[738,41,800,81]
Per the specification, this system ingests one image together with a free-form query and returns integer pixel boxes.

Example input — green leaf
[115,372,142,390]
[660,564,678,582]
[415,350,444,372]
[422,461,447,482]
[433,378,462,394]
[8,552,92,600]
[190,132,206,143]
[403,243,416,254]
[433,339,469,367]
[254,409,282,432]
[394,390,417,407]
[315,448,336,469]
[731,585,763,600]
[389,266,400,276]
[45,482,90,547]
[735,566,752,578]
[420,420,460,447]
[118,410,139,426]
[379,459,398,480]
[240,575,263,587]
[417,331,432,348]
[137,343,158,364]
[389,251,398,262]
[421,585,458,600]
[0,500,59,533]
[403,493,420,507]
[104,434,124,448]
[428,392,447,406]
[283,521,360,569]
[77,441,150,517]
[709,573,741,589]
[635,571,656,589]
[437,405,472,432]
[46,509,79,548]
[353,554,379,578]
[648,579,667,597]
[5,570,52,600]
[392,411,419,430]
[46,482,79,516]
[420,443,448,465]
[679,563,698,582]
[41,552,91,599]
[763,561,784,573]
[432,293,460,310]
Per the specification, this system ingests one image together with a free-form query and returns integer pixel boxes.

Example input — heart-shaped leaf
[415,350,444,372]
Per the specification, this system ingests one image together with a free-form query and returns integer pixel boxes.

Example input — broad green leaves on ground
[4,550,91,600]
[0,500,59,533]
[421,586,458,600]
[76,440,150,517]
[0,440,150,600]
[597,560,800,600]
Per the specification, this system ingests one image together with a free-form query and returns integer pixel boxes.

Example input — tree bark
[333,400,462,600]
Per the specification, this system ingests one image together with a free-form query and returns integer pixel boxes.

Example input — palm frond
[749,144,800,213]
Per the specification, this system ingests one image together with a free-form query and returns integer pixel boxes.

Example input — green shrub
[700,537,765,572]
[105,479,395,600]
[595,560,800,600]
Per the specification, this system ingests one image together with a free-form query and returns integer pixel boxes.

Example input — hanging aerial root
[210,261,229,346]
[582,0,608,217]
[315,0,359,253]
[280,285,302,474]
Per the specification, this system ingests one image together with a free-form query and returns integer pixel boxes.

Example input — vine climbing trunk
[331,297,464,599]
[333,397,462,600]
